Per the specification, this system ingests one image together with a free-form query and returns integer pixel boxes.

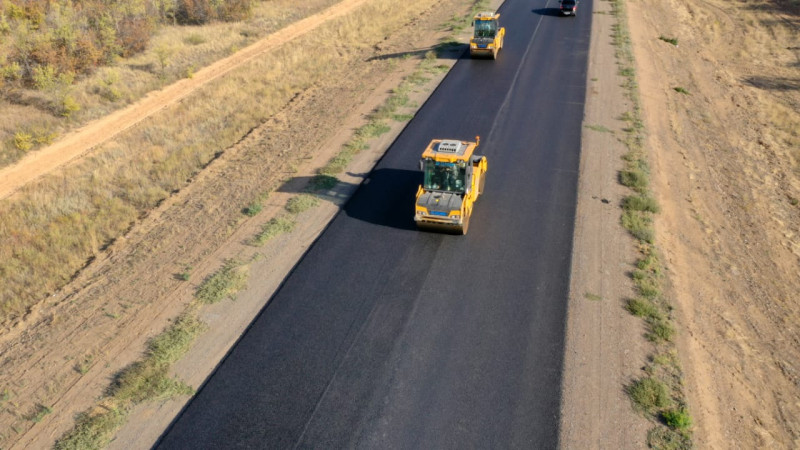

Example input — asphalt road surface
[157,0,591,447]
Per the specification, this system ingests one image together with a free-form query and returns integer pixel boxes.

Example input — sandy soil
[559,0,653,447]
[628,0,800,447]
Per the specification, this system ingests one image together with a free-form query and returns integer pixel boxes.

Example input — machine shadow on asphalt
[531,8,563,17]
[366,45,466,62]
[277,168,421,231]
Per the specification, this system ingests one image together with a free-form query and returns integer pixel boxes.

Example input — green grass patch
[177,266,192,281]
[637,252,660,273]
[320,150,357,175]
[648,319,675,343]
[611,0,692,444]
[109,312,203,403]
[55,407,127,450]
[359,121,391,139]
[622,210,654,243]
[585,124,613,133]
[242,201,263,217]
[628,377,672,413]
[662,407,692,430]
[392,113,415,122]
[619,66,635,77]
[635,276,661,299]
[195,260,248,304]
[619,168,649,192]
[626,297,662,320]
[584,292,603,301]
[110,361,193,405]
[659,35,679,46]
[623,195,660,213]
[250,216,295,246]
[56,311,204,449]
[285,194,320,215]
[309,174,339,191]
[651,351,676,367]
[673,86,690,95]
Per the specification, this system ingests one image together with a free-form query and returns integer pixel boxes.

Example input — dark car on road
[560,0,578,15]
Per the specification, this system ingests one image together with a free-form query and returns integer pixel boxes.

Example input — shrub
[218,0,253,21]
[310,174,338,191]
[636,277,660,299]
[285,194,319,214]
[658,35,678,46]
[626,297,662,320]
[358,121,391,139]
[622,210,654,243]
[195,260,248,304]
[623,194,660,213]
[250,216,295,246]
[13,131,34,151]
[32,64,59,91]
[662,407,692,430]
[117,16,153,57]
[176,0,214,25]
[629,377,671,412]
[619,168,648,191]
[60,94,80,117]
[648,319,675,342]
[55,408,126,450]
[242,201,262,217]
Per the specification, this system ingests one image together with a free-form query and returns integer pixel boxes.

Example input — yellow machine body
[470,12,505,59]
[414,137,488,235]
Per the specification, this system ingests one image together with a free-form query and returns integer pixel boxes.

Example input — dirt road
[0,0,369,200]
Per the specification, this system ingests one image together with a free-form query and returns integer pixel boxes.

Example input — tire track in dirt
[0,0,368,201]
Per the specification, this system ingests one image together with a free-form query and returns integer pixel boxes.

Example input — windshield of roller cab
[473,20,497,38]
[423,159,467,193]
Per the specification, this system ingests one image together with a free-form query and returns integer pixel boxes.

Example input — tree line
[0,0,256,89]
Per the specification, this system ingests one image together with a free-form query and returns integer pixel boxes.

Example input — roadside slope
[629,0,800,446]
[0,0,368,200]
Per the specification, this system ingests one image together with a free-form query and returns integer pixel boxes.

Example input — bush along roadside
[610,0,693,447]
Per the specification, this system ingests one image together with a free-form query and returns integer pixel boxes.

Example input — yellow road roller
[470,12,505,59]
[414,137,488,235]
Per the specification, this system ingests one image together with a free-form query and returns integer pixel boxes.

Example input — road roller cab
[414,137,488,235]
[470,12,505,59]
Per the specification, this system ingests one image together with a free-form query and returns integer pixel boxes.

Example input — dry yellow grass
[0,0,452,325]
[0,0,341,166]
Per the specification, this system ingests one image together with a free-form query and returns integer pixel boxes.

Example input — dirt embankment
[629,0,800,446]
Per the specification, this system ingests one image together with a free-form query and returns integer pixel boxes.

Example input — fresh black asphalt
[157,0,592,447]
